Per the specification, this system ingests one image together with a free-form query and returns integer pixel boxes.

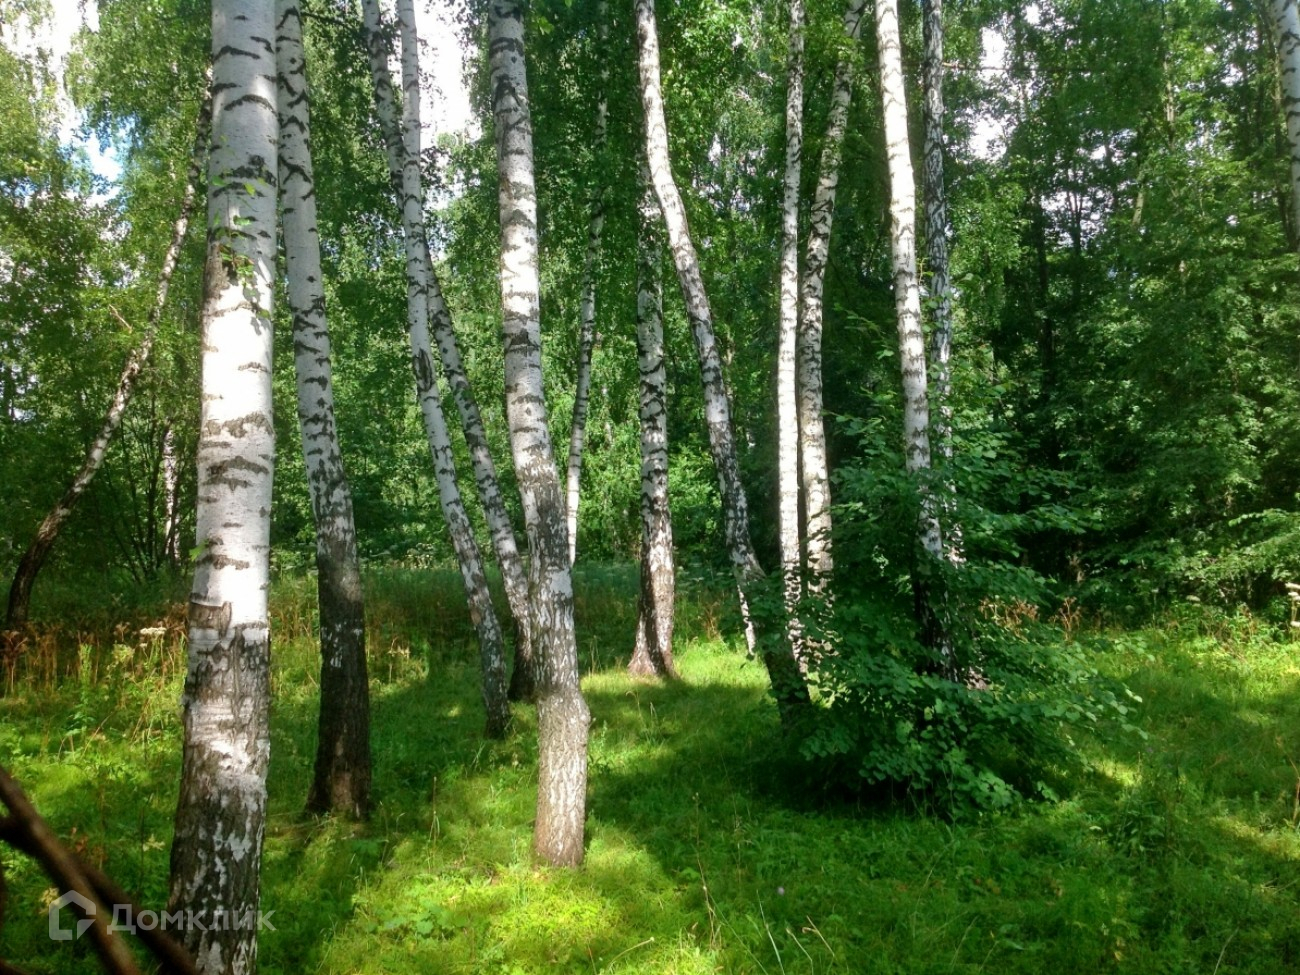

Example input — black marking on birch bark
[203,412,273,438]
[189,599,233,635]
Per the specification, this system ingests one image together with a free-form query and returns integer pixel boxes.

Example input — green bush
[801,417,1140,813]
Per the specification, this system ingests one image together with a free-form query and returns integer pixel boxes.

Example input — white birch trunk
[168,4,277,972]
[798,0,866,594]
[635,0,809,719]
[1270,0,1300,241]
[276,0,373,817]
[488,0,589,866]
[393,0,509,738]
[359,0,536,701]
[162,421,182,564]
[564,0,609,566]
[921,0,961,563]
[629,165,676,679]
[5,90,210,627]
[874,0,952,665]
[778,0,806,655]
[875,0,938,549]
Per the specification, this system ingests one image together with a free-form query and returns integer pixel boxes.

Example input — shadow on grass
[11,568,1300,974]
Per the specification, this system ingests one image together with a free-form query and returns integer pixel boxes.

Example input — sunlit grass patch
[6,567,1300,973]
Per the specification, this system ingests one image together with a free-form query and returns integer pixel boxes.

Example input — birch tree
[168,2,277,971]
[395,0,510,737]
[777,0,806,653]
[629,166,676,679]
[5,91,210,627]
[488,0,590,866]
[564,0,609,566]
[873,0,951,661]
[1270,0,1300,244]
[798,0,866,594]
[276,0,372,817]
[634,0,810,720]
[359,0,536,701]
[921,0,961,562]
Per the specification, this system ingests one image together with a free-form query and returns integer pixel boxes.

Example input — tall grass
[3,570,1300,973]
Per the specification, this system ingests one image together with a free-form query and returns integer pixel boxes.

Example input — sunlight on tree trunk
[276,0,373,817]
[488,0,590,866]
[874,0,952,668]
[778,0,806,661]
[168,3,276,971]
[396,0,509,738]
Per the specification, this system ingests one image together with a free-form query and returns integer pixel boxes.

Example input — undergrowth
[3,567,1300,973]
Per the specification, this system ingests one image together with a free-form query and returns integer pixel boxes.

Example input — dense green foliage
[7,0,1295,595]
[3,0,1300,966]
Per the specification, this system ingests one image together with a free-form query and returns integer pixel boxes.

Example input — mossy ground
[4,568,1300,973]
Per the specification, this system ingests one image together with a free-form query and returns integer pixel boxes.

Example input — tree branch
[0,768,196,975]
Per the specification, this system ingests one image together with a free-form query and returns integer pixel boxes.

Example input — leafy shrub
[803,583,1141,813]
[800,416,1140,813]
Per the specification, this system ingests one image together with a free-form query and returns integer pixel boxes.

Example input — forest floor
[3,565,1300,974]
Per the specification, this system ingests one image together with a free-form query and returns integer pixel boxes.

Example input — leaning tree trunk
[874,0,951,666]
[359,0,536,702]
[777,0,806,657]
[277,0,373,817]
[488,0,590,866]
[162,422,183,565]
[5,89,210,628]
[921,0,962,563]
[798,0,867,597]
[565,0,610,567]
[395,0,509,738]
[1270,0,1300,243]
[168,3,277,972]
[629,165,677,679]
[634,0,809,721]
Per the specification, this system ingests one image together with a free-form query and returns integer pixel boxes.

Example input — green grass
[4,570,1300,973]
